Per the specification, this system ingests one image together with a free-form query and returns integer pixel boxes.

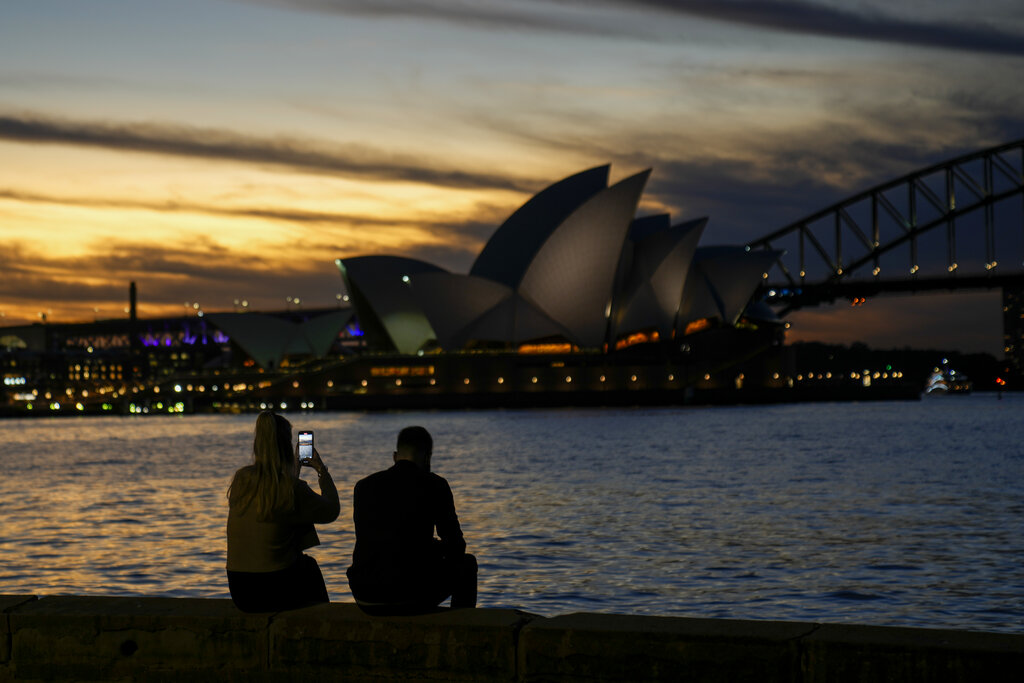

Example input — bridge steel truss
[747,139,1024,313]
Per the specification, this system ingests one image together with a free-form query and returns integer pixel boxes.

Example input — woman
[226,411,339,612]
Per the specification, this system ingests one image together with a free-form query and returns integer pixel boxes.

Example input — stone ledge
[518,613,814,682]
[5,596,270,682]
[0,597,36,667]
[801,623,1024,683]
[2,595,1023,682]
[269,603,533,681]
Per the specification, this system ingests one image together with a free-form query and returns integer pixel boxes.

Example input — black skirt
[227,553,329,613]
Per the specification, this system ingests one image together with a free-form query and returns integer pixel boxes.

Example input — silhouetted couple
[226,414,476,615]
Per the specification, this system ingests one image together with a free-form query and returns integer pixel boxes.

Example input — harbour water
[1,394,1021,633]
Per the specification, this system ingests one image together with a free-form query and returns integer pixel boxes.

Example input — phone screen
[298,431,313,463]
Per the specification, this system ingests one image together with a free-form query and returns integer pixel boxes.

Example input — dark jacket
[347,460,465,602]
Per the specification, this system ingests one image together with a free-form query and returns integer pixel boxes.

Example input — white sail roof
[614,217,707,338]
[519,170,651,348]
[206,309,353,369]
[679,247,783,327]
[337,256,444,354]
[471,165,609,289]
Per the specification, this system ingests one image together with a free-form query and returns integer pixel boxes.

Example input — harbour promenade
[2,595,1021,682]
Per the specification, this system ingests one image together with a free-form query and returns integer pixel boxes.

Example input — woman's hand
[303,447,328,477]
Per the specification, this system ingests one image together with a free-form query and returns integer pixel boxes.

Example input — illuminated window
[519,343,574,354]
[684,319,712,335]
[614,331,660,350]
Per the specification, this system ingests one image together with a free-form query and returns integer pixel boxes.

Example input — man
[347,425,477,614]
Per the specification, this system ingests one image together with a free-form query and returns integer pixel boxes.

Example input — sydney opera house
[339,165,781,357]
[319,164,787,408]
[0,165,793,414]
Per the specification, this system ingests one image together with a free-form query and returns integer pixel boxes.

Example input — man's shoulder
[425,471,450,487]
[355,468,392,488]
[354,465,449,489]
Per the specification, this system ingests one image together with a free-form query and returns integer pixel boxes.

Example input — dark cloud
[0,188,511,235]
[247,0,632,38]
[249,0,1024,56]
[644,134,966,240]
[628,0,1024,57]
[0,113,534,192]
[0,188,397,226]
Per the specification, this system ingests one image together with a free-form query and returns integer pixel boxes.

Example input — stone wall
[1,595,1021,682]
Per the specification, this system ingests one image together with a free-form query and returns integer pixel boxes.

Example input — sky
[1,0,1023,355]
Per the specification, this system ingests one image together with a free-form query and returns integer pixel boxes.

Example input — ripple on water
[0,398,1022,631]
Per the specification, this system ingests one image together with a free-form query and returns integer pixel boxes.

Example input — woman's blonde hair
[228,411,296,518]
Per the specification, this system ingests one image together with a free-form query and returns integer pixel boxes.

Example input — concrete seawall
[2,595,1021,682]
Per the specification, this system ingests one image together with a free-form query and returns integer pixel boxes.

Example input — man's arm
[434,477,466,557]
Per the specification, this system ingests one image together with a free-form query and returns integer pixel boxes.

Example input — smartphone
[298,430,314,464]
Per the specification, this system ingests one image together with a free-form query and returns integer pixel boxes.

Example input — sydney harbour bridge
[747,139,1024,310]
[746,138,1024,371]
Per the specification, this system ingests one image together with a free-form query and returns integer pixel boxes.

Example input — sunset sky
[2,0,1023,354]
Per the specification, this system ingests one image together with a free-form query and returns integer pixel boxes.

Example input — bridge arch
[747,139,1024,313]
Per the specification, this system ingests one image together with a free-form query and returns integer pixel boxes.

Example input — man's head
[394,425,433,471]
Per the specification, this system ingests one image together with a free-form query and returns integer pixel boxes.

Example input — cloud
[0,192,501,320]
[0,238,347,320]
[626,0,1024,57]
[0,186,506,276]
[247,0,1024,56]
[0,113,534,192]
[0,187,507,234]
[245,0,633,38]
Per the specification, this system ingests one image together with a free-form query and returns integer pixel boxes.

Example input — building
[338,165,782,355]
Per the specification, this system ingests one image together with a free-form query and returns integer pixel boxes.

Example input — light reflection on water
[1,394,1022,632]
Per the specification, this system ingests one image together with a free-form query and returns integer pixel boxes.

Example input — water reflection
[0,395,1022,632]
